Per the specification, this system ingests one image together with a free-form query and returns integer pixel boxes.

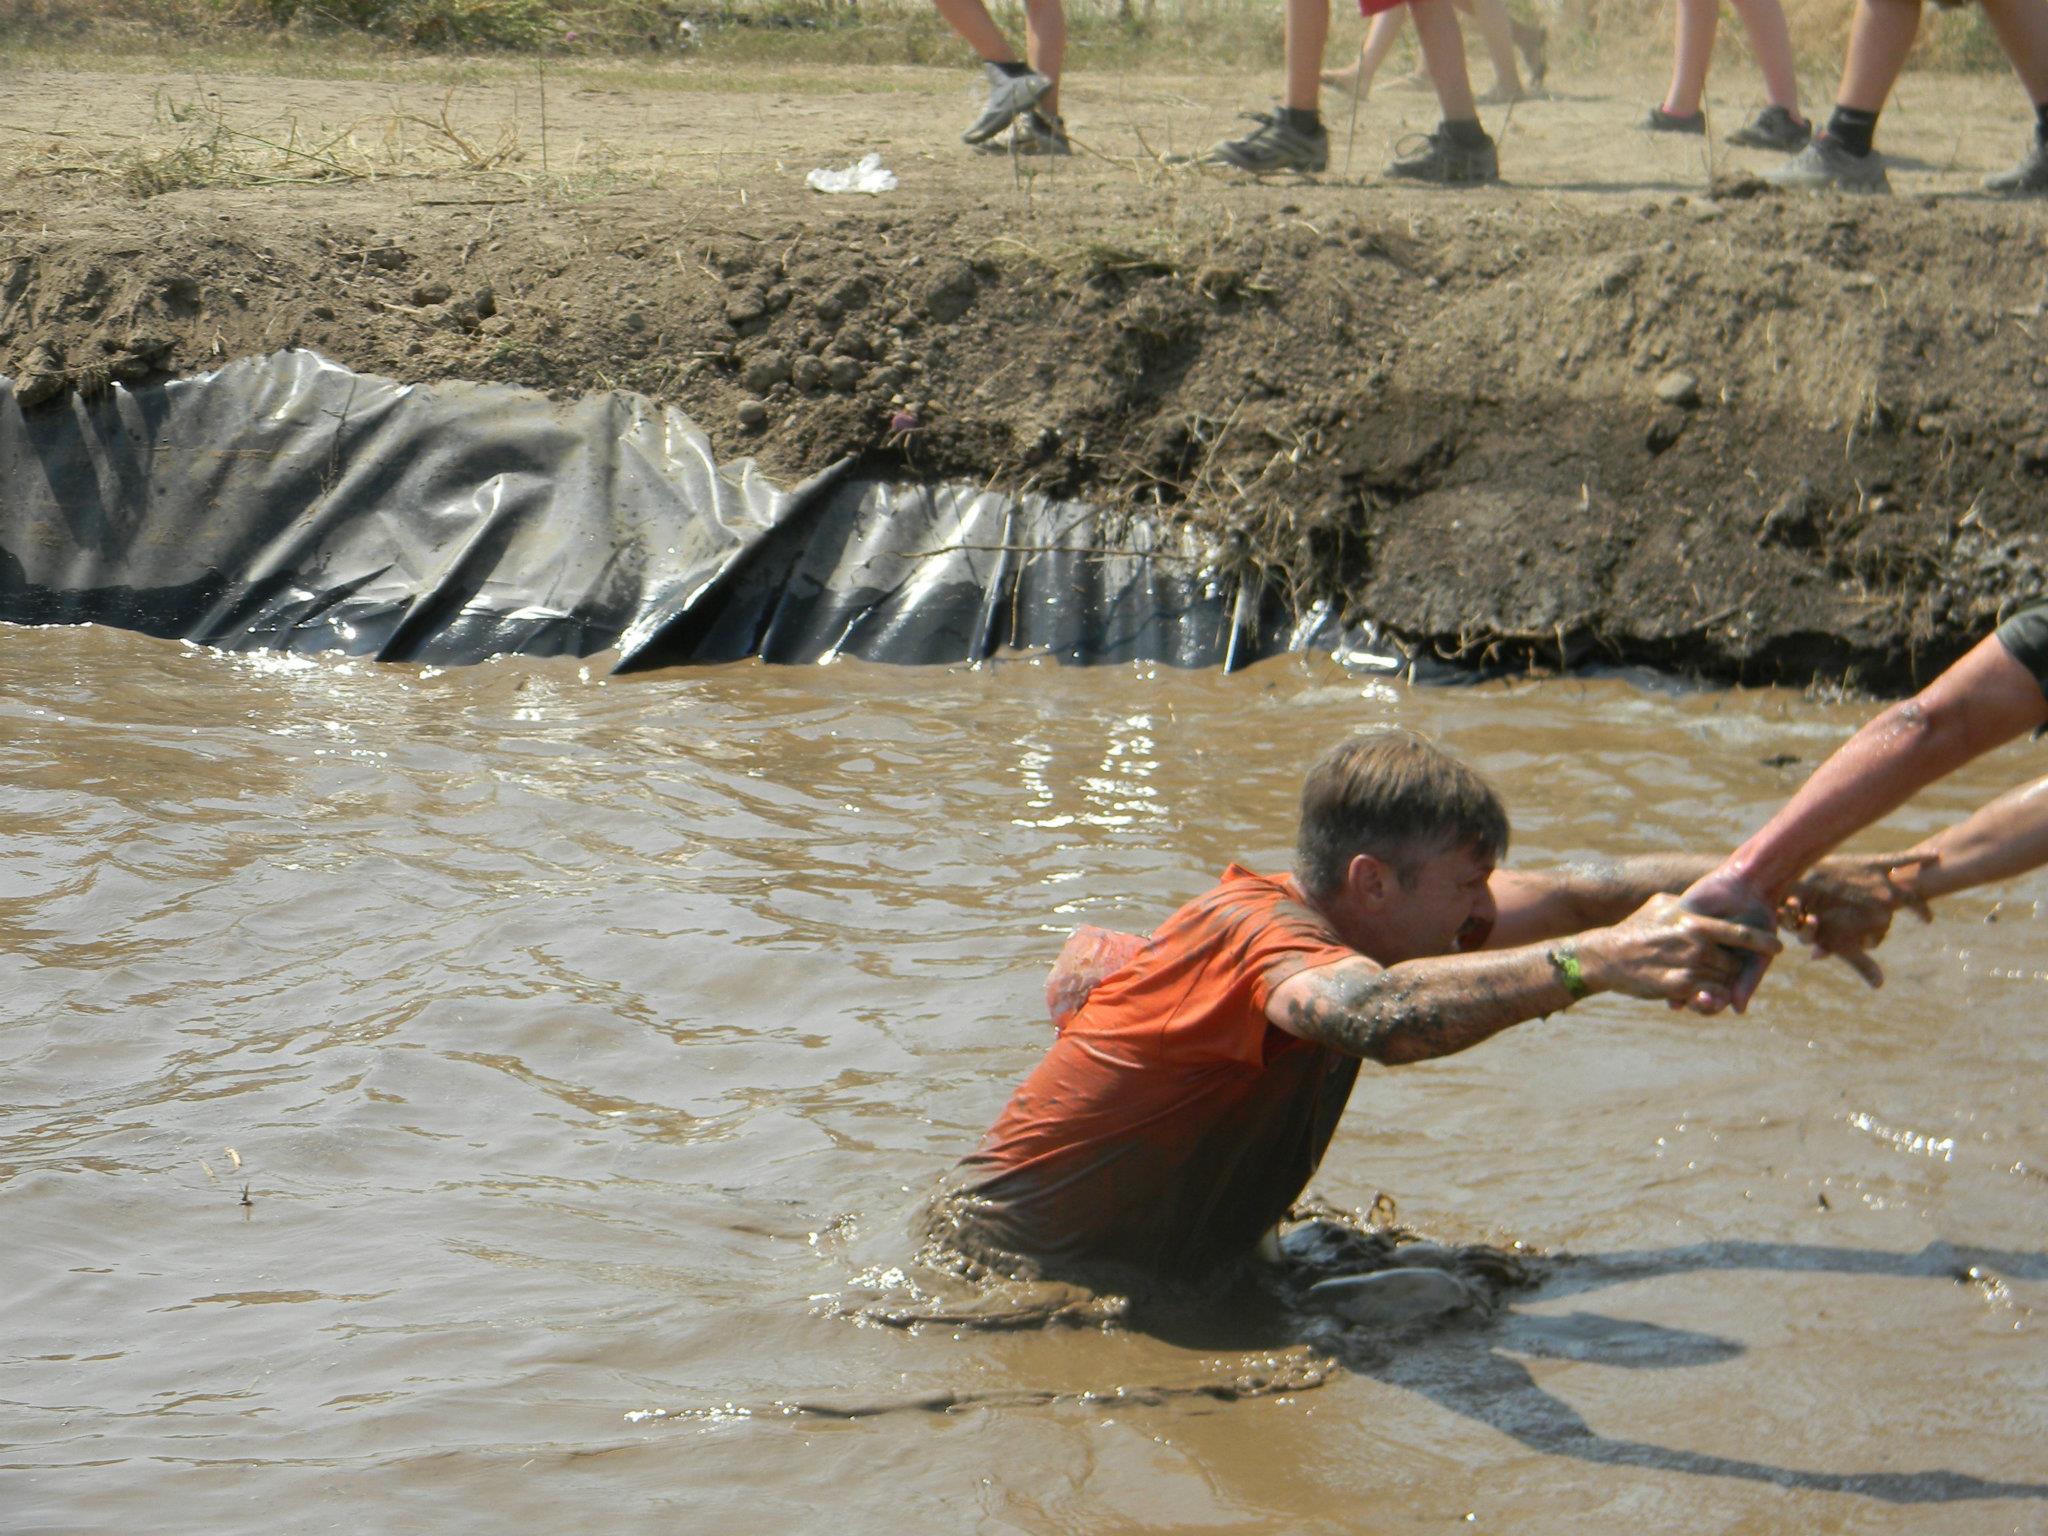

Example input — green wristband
[1548,943,1589,1000]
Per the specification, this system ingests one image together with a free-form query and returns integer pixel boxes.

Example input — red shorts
[1360,0,1409,13]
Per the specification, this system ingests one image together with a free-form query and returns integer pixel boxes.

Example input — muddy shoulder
[5,171,2043,691]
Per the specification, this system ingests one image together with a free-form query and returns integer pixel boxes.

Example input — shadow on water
[1131,1235,2048,1506]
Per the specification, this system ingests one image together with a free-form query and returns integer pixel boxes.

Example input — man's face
[1378,842,1498,962]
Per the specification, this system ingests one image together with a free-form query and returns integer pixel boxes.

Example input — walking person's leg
[1980,0,2048,190]
[1722,0,1812,144]
[934,0,1055,143]
[1465,0,1529,99]
[1324,8,1411,96]
[1767,0,1917,190]
[1201,0,1333,171]
[1652,0,1718,124]
[1022,0,1067,118]
[1387,0,1501,181]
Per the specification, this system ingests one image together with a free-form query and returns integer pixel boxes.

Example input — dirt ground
[4,53,2047,687]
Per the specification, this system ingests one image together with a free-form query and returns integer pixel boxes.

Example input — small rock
[791,354,828,392]
[1588,254,1641,298]
[12,343,65,409]
[741,352,791,394]
[1690,200,1723,222]
[826,355,863,392]
[923,261,979,324]
[472,286,497,319]
[1654,370,1701,408]
[411,280,453,307]
[763,283,793,314]
[311,303,337,321]
[1645,411,1686,455]
[737,399,768,432]
[724,291,769,328]
[366,242,407,270]
[1916,413,1946,437]
[478,314,514,338]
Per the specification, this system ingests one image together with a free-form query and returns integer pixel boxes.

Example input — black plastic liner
[0,351,1403,674]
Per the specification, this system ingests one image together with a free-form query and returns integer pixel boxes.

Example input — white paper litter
[806,153,898,195]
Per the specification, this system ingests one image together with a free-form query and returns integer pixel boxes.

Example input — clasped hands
[1673,853,1936,1015]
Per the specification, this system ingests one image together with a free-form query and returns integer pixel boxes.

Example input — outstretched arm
[1266,895,1779,1065]
[1781,773,2048,969]
[1679,627,2048,1011]
[1485,856,1714,949]
[1717,632,2048,903]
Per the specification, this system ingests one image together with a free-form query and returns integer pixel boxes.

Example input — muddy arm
[1484,856,1715,949]
[1265,896,1777,1065]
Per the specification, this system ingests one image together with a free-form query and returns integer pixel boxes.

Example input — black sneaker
[1645,105,1706,135]
[1767,134,1891,194]
[1198,110,1328,174]
[1385,126,1499,184]
[1985,138,2048,196]
[1727,104,1812,151]
[962,63,1052,145]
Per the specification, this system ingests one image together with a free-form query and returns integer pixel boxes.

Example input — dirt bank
[4,60,2046,688]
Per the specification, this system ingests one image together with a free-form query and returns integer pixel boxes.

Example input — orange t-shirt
[957,866,1362,1274]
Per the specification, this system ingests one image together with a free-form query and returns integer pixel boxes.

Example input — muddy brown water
[3,622,2044,1533]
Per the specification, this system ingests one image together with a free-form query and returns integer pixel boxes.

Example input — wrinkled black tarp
[0,351,1402,673]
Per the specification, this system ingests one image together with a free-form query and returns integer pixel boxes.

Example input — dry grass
[7,87,618,197]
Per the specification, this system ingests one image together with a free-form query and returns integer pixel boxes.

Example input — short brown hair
[1294,729,1509,898]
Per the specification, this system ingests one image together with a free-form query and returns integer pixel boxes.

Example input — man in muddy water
[1198,0,1501,183]
[1680,598,2048,1011]
[935,727,1877,1284]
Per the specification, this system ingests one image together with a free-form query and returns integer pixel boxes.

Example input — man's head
[1294,729,1510,961]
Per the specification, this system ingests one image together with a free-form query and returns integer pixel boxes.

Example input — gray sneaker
[1009,110,1071,156]
[1985,138,2048,196]
[1199,111,1328,174]
[1727,104,1812,152]
[962,63,1052,145]
[1385,126,1499,185]
[1766,134,1891,194]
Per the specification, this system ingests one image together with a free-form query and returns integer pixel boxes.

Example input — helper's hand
[1673,869,1781,1014]
[1778,852,1935,987]
[1580,892,1782,1007]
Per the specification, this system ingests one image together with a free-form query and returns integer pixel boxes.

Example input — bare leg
[1326,8,1411,94]
[1023,0,1066,114]
[1411,0,1478,119]
[1980,0,2048,100]
[1465,0,1526,94]
[1662,0,1717,117]
[1835,0,1921,113]
[1286,0,1333,111]
[1728,0,1804,113]
[932,0,1020,63]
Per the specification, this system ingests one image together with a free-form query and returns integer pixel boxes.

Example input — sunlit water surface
[2,625,2043,1533]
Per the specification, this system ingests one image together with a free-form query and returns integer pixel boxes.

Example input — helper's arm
[1781,773,2048,962]
[1266,895,1778,1065]
[1678,630,2048,1010]
[1715,633,2048,904]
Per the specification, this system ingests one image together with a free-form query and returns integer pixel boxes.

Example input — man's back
[953,866,1360,1275]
